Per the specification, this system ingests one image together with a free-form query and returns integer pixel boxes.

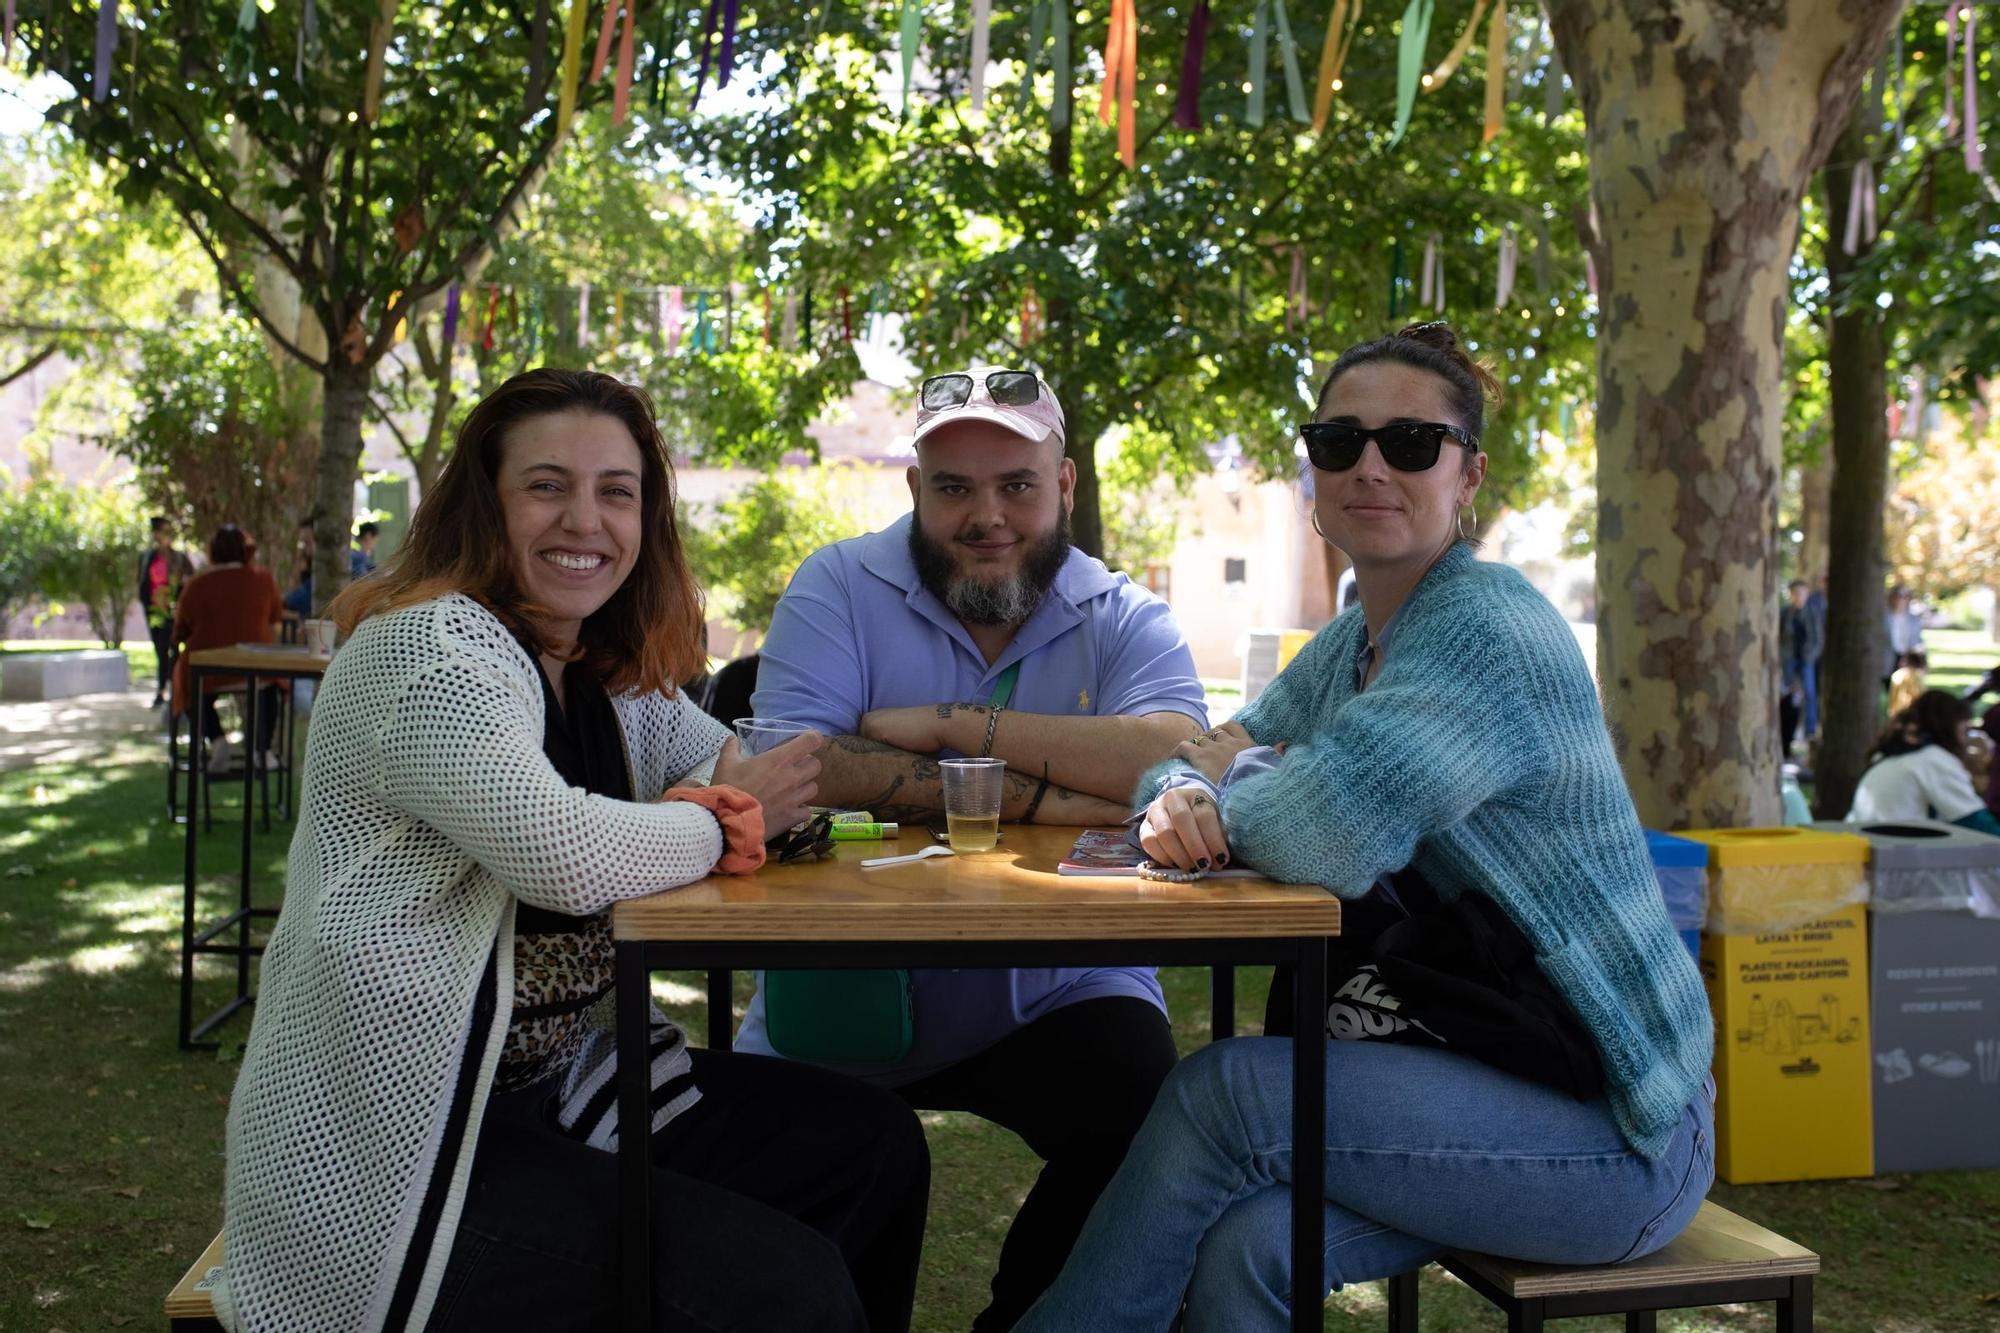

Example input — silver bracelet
[980,704,1004,758]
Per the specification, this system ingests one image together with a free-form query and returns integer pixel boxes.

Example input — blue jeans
[1016,1038,1714,1333]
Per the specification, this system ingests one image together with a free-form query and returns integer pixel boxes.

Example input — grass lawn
[1926,627,1998,697]
[4,747,1999,1330]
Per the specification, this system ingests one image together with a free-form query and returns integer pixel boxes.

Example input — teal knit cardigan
[1140,544,1713,1159]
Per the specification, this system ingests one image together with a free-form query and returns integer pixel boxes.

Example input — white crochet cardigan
[215,594,733,1333]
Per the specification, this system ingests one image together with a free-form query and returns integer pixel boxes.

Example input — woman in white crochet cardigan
[215,370,929,1333]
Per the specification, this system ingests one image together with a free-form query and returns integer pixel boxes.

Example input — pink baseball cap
[911,366,1067,449]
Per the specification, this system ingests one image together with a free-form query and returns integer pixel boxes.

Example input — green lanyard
[988,660,1022,709]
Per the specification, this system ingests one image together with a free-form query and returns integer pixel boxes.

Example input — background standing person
[1803,575,1828,739]
[138,516,194,708]
[1884,585,1925,684]
[1779,580,1812,757]
[214,369,926,1333]
[1018,324,1712,1333]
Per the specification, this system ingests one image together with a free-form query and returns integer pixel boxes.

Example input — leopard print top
[495,912,615,1091]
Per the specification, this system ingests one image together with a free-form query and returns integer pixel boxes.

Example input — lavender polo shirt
[733,512,1208,1083]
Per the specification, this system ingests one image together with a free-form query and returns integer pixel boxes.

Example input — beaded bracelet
[980,704,1005,758]
[1137,861,1207,883]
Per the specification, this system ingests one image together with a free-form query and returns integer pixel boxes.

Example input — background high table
[610,824,1342,1333]
[178,645,329,1049]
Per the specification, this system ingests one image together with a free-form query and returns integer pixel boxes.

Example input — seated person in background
[1849,688,2000,834]
[1887,648,1928,717]
[1984,703,2000,816]
[283,520,315,619]
[171,524,285,773]
[743,365,1209,1331]
[1018,323,1714,1332]
[351,520,380,578]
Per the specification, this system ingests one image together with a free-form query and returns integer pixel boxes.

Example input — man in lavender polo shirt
[738,365,1207,1331]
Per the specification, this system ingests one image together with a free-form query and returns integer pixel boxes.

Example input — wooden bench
[1384,1201,1818,1332]
[163,1231,225,1331]
[0,648,129,701]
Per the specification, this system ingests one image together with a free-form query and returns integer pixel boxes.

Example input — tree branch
[367,392,416,463]
[0,341,60,387]
[173,203,331,374]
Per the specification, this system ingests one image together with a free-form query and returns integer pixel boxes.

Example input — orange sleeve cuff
[661,785,766,875]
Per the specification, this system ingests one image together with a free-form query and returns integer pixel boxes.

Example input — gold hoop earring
[1311,512,1330,543]
[1457,504,1477,541]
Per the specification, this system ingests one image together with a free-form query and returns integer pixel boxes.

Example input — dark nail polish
[1197,857,1210,870]
[1217,853,1230,866]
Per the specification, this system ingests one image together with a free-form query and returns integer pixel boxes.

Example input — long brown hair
[330,369,704,695]
[1867,688,1971,766]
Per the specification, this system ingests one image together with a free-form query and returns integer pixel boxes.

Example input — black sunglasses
[771,810,836,864]
[1298,420,1478,473]
[920,370,1043,411]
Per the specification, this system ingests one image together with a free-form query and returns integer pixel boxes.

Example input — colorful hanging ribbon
[295,0,316,85]
[1425,0,1491,88]
[1018,0,1073,130]
[1389,0,1435,148]
[694,294,715,352]
[1945,7,1961,139]
[1173,0,1210,129]
[611,0,638,124]
[1418,233,1445,310]
[781,291,798,348]
[1310,0,1361,134]
[1494,226,1518,308]
[1098,0,1138,168]
[1965,8,1982,174]
[839,285,854,342]
[363,0,398,122]
[763,289,773,347]
[692,0,740,106]
[1482,0,1506,143]
[556,0,587,137]
[442,285,462,344]
[969,0,993,110]
[483,286,501,352]
[1246,0,1309,127]
[651,4,680,110]
[1021,282,1044,346]
[1842,157,1878,256]
[4,0,15,68]
[899,0,921,116]
[591,0,619,84]
[664,286,685,352]
[92,0,114,102]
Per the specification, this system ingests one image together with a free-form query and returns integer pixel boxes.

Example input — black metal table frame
[616,937,1329,1333]
[178,657,320,1049]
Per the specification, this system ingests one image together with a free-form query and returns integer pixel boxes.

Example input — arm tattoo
[832,734,902,755]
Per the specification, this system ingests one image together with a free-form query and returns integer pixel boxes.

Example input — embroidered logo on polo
[1077,688,1090,710]
[1325,964,1445,1043]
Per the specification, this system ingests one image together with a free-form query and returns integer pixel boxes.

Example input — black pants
[429,1049,930,1332]
[897,995,1179,1333]
[200,685,280,750]
[147,622,173,698]
[1780,691,1803,753]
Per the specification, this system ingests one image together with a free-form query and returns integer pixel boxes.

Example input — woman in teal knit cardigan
[1017,324,1715,1332]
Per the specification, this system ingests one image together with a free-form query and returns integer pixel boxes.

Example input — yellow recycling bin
[1682,827,1873,1183]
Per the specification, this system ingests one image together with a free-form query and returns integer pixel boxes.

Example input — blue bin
[1644,830,1710,964]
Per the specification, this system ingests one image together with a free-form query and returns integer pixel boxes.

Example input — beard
[909,508,1072,627]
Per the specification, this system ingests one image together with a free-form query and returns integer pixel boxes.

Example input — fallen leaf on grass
[21,1212,54,1229]
[1980,1291,2000,1306]
[155,1241,174,1255]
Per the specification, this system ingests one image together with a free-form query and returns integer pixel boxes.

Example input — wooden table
[610,824,1342,1333]
[178,646,329,1049]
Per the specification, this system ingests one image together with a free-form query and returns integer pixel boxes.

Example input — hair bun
[1394,321,1461,353]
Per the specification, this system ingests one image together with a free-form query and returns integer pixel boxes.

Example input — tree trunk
[1796,449,1833,583]
[1812,101,1893,821]
[313,362,371,614]
[1545,0,1899,830]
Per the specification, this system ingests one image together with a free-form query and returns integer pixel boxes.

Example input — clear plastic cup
[940,757,1006,852]
[733,716,818,757]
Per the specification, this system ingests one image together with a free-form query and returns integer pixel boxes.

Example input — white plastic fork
[859,844,956,869]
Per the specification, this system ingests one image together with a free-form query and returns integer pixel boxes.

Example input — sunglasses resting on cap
[913,367,1067,447]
